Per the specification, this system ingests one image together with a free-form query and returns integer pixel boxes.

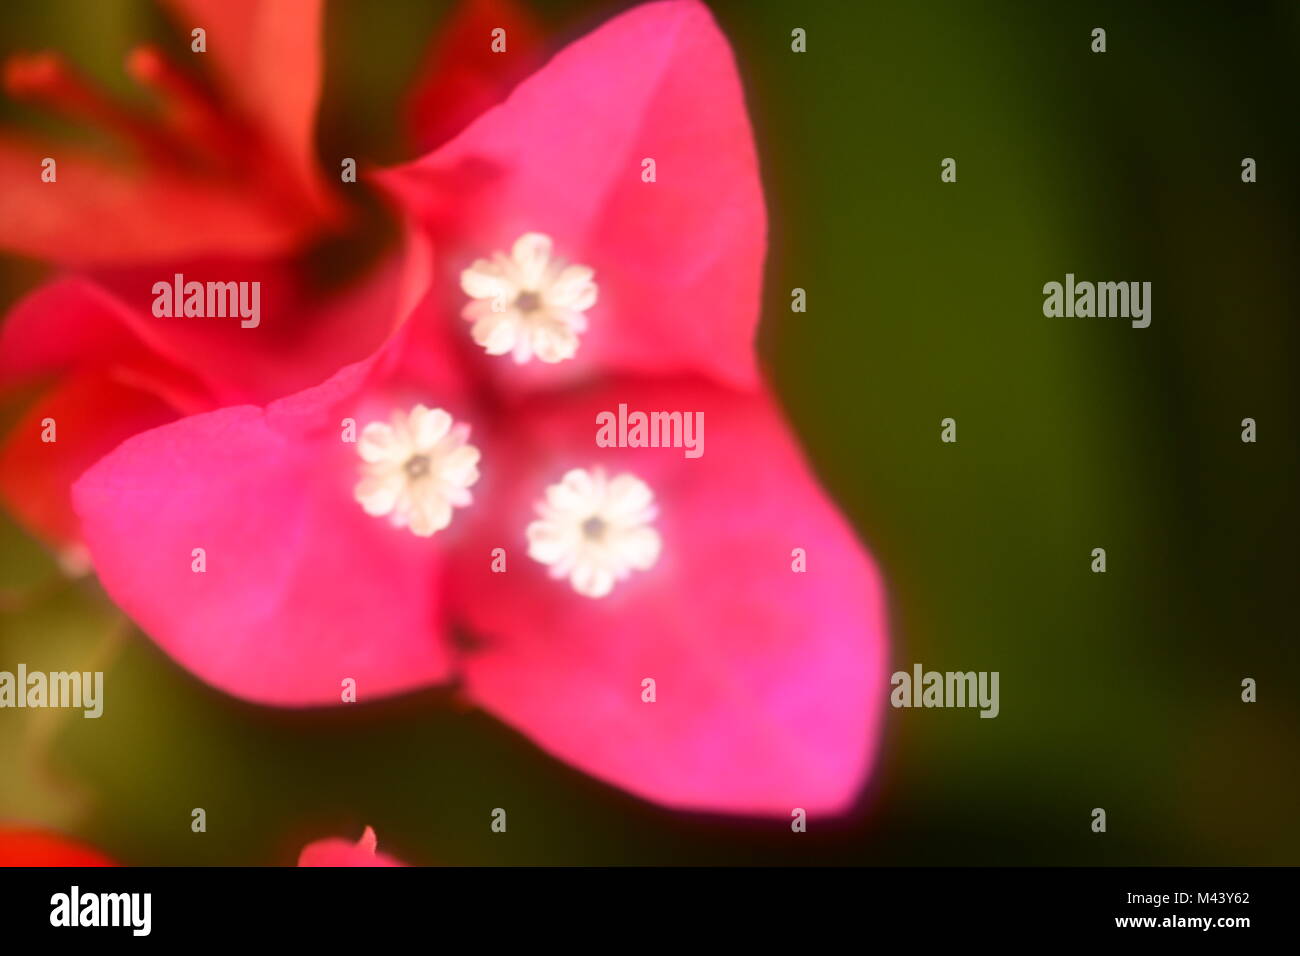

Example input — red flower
[0,823,406,866]
[0,0,539,558]
[0,0,339,266]
[72,1,890,816]
[0,825,116,866]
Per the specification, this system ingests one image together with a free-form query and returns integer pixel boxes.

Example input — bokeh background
[1,0,1296,865]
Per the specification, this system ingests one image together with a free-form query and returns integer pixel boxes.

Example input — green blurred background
[1,0,1297,864]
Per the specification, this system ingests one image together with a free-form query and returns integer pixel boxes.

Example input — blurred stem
[20,612,131,826]
[0,574,69,612]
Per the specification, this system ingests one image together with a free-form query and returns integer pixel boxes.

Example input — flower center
[459,232,598,365]
[354,406,481,537]
[403,454,432,479]
[527,467,661,598]
[514,290,543,314]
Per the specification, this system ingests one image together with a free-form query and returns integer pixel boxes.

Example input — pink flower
[297,827,406,867]
[0,0,538,557]
[73,0,889,816]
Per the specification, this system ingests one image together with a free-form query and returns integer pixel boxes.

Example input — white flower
[354,405,481,537]
[526,467,662,598]
[460,232,598,364]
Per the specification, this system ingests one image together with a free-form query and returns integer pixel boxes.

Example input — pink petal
[0,221,431,413]
[447,379,888,815]
[377,0,765,394]
[0,276,214,413]
[0,233,433,555]
[72,345,466,706]
[0,276,158,383]
[0,373,180,551]
[82,230,431,406]
[298,826,406,866]
[403,0,545,153]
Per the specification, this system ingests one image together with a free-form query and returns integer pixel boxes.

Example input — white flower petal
[355,473,402,516]
[571,563,616,599]
[471,311,522,355]
[460,259,512,299]
[408,496,452,537]
[526,520,573,564]
[409,406,452,448]
[615,525,662,570]
[547,264,598,310]
[605,473,656,520]
[358,422,400,463]
[531,320,579,363]
[511,232,553,287]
